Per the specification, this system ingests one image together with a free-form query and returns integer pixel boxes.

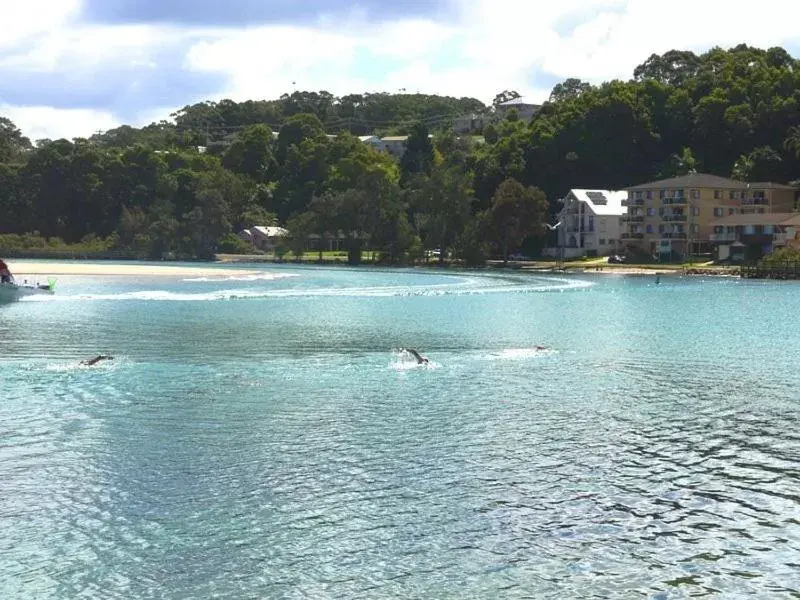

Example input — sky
[1,0,799,141]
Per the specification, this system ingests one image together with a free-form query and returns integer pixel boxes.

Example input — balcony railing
[622,215,645,222]
[661,198,687,205]
[660,232,687,239]
[623,198,645,207]
[741,199,769,206]
[662,214,687,222]
[709,232,736,243]
[622,233,644,240]
[774,233,789,244]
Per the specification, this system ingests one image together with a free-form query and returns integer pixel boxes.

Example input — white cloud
[1,104,119,141]
[0,0,81,49]
[2,0,800,139]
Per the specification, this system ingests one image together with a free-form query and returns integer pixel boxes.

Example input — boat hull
[0,282,55,303]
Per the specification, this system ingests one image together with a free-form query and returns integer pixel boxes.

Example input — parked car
[608,254,625,264]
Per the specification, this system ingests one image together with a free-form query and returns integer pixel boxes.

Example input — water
[1,264,799,599]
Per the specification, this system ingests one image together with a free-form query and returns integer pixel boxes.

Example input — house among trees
[494,97,541,122]
[239,226,289,252]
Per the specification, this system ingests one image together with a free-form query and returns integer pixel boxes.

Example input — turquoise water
[1,264,799,599]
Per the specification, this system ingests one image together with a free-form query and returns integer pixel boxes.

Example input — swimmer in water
[80,355,114,366]
[402,348,429,365]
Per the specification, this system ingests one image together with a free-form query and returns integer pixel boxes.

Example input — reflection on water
[1,266,799,598]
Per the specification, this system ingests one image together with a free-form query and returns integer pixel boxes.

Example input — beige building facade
[623,174,797,258]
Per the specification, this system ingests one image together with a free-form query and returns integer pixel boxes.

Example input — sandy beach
[7,260,260,278]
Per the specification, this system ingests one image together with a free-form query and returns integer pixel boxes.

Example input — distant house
[453,113,488,134]
[709,212,800,262]
[239,226,289,252]
[358,135,382,150]
[551,189,628,258]
[379,136,409,158]
[495,97,541,122]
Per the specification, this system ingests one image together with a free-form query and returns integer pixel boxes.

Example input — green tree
[489,178,548,264]
[222,124,277,183]
[276,113,327,162]
[399,122,434,185]
[0,117,33,163]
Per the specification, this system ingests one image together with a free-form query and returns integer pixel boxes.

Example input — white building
[495,97,541,122]
[555,189,628,258]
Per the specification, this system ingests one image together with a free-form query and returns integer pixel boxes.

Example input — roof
[565,189,627,216]
[358,135,379,142]
[381,136,408,142]
[251,226,289,237]
[498,97,539,107]
[747,182,798,191]
[626,173,748,191]
[709,213,800,227]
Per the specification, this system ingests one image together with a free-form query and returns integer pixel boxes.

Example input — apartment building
[622,174,798,258]
[555,189,627,258]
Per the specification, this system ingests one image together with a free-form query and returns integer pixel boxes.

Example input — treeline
[1,45,800,263]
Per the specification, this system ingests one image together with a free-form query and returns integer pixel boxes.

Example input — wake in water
[485,347,557,360]
[21,276,594,303]
[182,273,299,283]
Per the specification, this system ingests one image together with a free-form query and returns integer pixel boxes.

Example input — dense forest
[1,45,800,263]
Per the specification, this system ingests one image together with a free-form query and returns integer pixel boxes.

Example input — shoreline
[5,258,739,278]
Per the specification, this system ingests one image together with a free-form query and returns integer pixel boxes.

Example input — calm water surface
[1,264,799,599]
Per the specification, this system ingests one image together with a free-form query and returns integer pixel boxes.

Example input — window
[588,217,595,232]
[744,225,755,235]
[713,208,724,217]
[646,225,653,233]
[729,191,741,200]
[692,207,700,216]
[714,226,724,234]
[647,208,655,216]
[676,224,684,233]
[658,225,664,233]
[634,191,643,200]
[763,225,774,235]
[659,190,666,199]
[692,224,699,234]
[658,207,665,216]
[646,191,653,199]
[728,208,737,216]
[690,189,700,199]
[714,190,722,199]
[599,238,606,245]
[676,189,685,199]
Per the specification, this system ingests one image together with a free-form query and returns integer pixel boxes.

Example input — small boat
[0,279,56,303]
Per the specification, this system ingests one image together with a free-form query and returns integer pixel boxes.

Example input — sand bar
[7,260,260,277]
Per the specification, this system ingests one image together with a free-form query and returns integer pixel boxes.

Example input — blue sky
[1,0,799,140]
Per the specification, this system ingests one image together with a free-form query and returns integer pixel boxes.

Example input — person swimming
[402,348,429,365]
[80,355,114,366]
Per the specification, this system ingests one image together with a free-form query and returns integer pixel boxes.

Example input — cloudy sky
[2,0,799,141]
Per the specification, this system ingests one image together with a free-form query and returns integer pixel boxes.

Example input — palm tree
[783,125,800,159]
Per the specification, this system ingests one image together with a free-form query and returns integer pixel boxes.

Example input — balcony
[709,232,736,243]
[622,215,645,222]
[662,214,687,222]
[661,232,687,239]
[741,198,769,206]
[774,232,789,245]
[621,233,644,240]
[661,197,687,205]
